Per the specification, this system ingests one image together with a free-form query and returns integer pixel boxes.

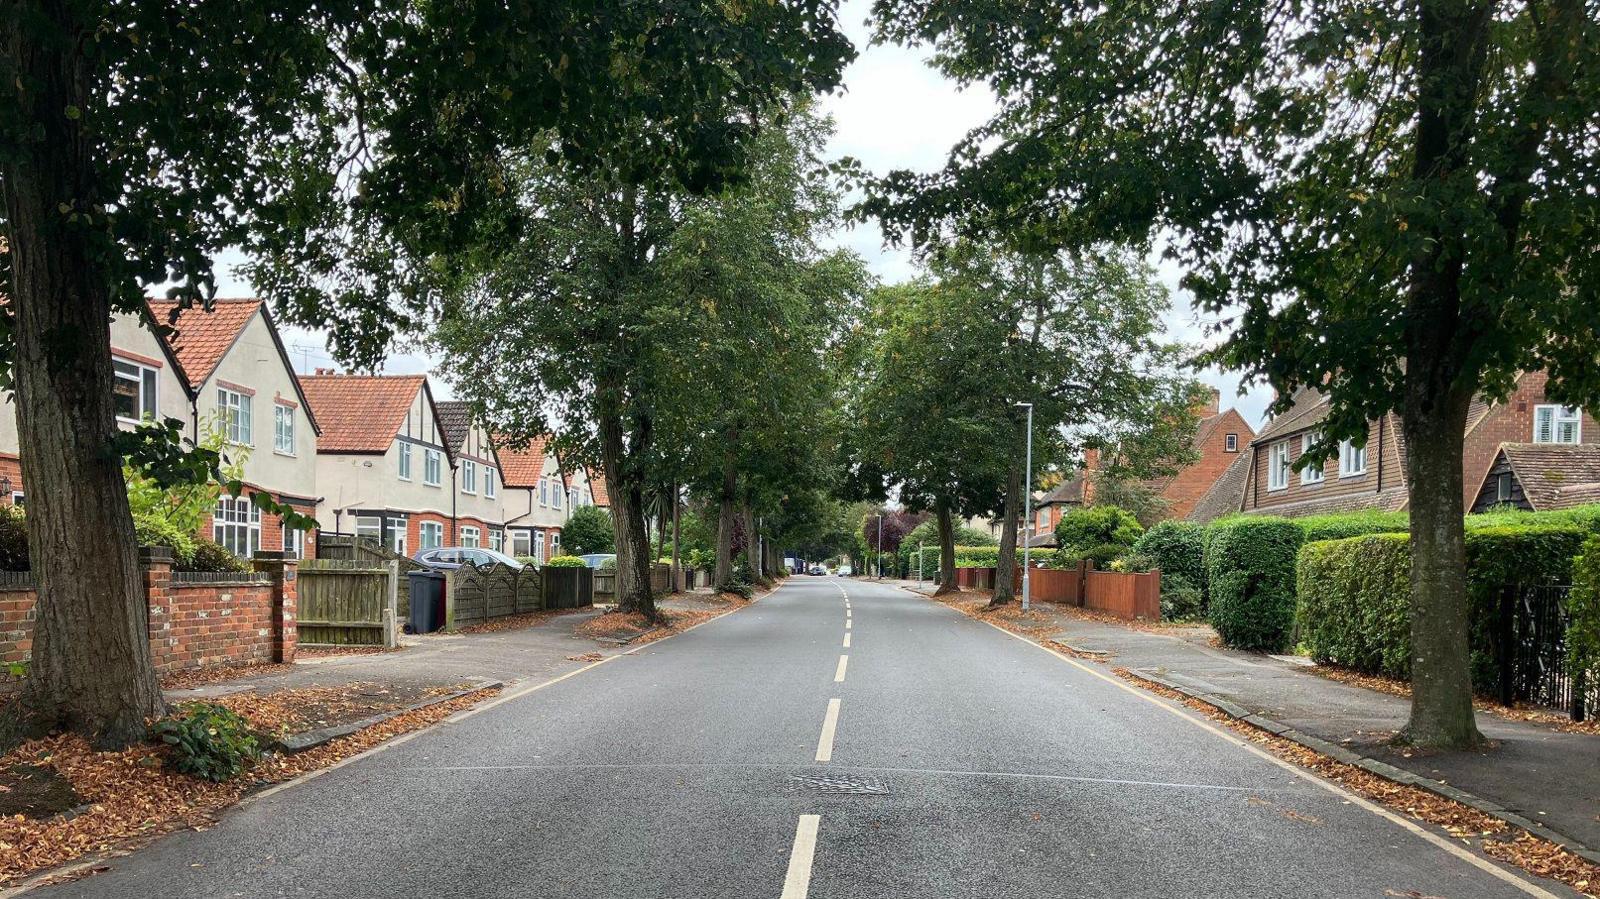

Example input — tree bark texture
[598,408,657,620]
[714,455,737,586]
[2,2,165,748]
[990,452,1024,606]
[934,502,959,595]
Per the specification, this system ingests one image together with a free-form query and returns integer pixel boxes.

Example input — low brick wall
[0,548,297,693]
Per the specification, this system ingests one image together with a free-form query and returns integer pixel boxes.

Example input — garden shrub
[181,538,251,573]
[0,505,28,571]
[1294,523,1589,690]
[1297,534,1411,677]
[133,513,197,567]
[515,555,540,566]
[1159,573,1204,622]
[152,703,260,782]
[1057,542,1129,570]
[1568,535,1600,691]
[1295,510,1409,543]
[1054,505,1143,554]
[1206,517,1303,652]
[543,555,589,568]
[1131,520,1206,595]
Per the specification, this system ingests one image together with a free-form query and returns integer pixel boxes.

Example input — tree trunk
[990,454,1024,607]
[743,506,761,584]
[1401,382,1483,749]
[2,2,164,749]
[598,409,657,620]
[934,502,959,595]
[714,455,737,586]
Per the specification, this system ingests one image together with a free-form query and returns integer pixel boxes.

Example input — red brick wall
[1159,409,1253,520]
[406,512,451,554]
[0,553,296,692]
[452,516,490,546]
[545,527,563,559]
[0,454,22,505]
[1460,371,1600,507]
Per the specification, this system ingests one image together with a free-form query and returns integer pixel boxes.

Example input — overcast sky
[220,0,1271,429]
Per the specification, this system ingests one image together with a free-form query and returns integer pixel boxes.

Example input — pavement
[30,577,1584,898]
[899,577,1600,859]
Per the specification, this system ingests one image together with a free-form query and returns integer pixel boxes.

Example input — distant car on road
[412,547,526,571]
[808,565,826,575]
[578,553,617,569]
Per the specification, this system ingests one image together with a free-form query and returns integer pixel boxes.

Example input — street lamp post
[1014,402,1034,611]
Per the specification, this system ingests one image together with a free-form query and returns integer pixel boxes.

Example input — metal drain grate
[787,773,891,795]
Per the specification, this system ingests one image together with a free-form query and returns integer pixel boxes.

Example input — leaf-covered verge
[0,686,499,885]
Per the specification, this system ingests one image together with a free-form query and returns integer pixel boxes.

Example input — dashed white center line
[842,633,851,648]
[781,814,821,899]
[834,655,849,682]
[815,698,841,762]
[845,619,851,630]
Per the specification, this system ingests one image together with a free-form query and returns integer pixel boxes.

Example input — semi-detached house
[299,373,459,556]
[0,298,322,559]
[434,401,506,554]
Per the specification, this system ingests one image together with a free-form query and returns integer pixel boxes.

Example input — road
[32,578,1575,898]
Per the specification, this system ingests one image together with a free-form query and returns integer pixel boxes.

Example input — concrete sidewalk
[896,579,1600,861]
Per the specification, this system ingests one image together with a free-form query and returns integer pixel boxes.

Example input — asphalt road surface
[31,578,1578,898]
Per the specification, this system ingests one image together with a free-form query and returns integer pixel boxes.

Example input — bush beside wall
[1131,520,1207,595]
[1206,517,1304,652]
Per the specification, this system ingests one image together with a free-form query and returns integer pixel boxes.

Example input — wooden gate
[297,559,399,646]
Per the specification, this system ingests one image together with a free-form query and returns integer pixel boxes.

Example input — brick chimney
[1195,387,1220,418]
[1082,448,1100,505]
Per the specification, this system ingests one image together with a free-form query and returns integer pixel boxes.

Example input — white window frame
[217,387,253,445]
[1497,472,1514,504]
[1533,405,1582,444]
[1225,433,1238,452]
[112,357,159,424]
[419,520,443,550]
[273,403,296,455]
[282,522,305,560]
[485,468,497,499]
[423,448,442,486]
[1268,441,1291,491]
[553,482,563,509]
[213,496,261,558]
[489,529,504,553]
[397,441,412,481]
[461,459,478,494]
[1299,432,1325,484]
[1339,439,1367,477]
[533,528,546,564]
[538,478,549,507]
[510,529,532,558]
[550,532,560,552]
[461,525,480,548]
[355,515,383,542]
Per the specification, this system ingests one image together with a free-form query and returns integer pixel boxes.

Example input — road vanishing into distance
[34,578,1577,898]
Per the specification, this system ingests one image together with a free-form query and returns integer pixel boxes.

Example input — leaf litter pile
[577,590,753,646]
[1310,664,1600,736]
[930,587,1598,897]
[0,685,499,885]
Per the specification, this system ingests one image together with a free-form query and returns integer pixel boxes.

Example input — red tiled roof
[298,374,425,453]
[586,467,609,506]
[495,435,549,488]
[146,298,261,389]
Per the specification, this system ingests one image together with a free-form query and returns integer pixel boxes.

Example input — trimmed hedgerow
[1295,523,1590,691]
[1568,535,1600,692]
[1297,534,1411,677]
[1295,510,1410,543]
[1206,517,1304,652]
[1131,520,1207,597]
[543,555,589,568]
[1055,505,1143,554]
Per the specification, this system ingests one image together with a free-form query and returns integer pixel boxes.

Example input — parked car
[579,553,617,569]
[413,547,526,571]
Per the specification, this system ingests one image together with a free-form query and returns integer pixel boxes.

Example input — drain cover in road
[787,773,891,795]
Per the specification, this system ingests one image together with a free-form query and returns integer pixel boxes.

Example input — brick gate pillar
[252,551,298,663]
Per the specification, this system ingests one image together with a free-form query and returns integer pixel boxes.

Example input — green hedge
[1295,510,1410,542]
[1055,505,1143,554]
[1296,524,1591,690]
[1569,536,1600,687]
[1131,520,1206,593]
[1206,517,1304,652]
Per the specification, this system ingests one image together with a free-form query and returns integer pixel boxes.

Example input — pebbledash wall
[0,547,297,693]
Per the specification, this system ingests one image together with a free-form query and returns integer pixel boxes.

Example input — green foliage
[1297,535,1413,678]
[562,506,615,556]
[1159,573,1205,622]
[152,704,259,782]
[1054,505,1143,555]
[1295,511,1411,543]
[1131,520,1207,597]
[1057,543,1130,570]
[182,539,251,573]
[1206,518,1304,652]
[0,506,29,572]
[514,556,540,567]
[543,555,588,568]
[1569,536,1600,691]
[133,514,197,568]
[1296,526,1590,688]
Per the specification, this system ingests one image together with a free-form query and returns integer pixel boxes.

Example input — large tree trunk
[2,3,165,749]
[743,506,762,584]
[598,409,657,620]
[990,455,1024,607]
[933,502,959,595]
[714,455,737,586]
[1401,378,1483,749]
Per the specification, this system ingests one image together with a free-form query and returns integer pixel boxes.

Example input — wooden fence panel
[1084,569,1161,620]
[486,565,519,619]
[298,560,393,645]
[450,565,488,627]
[515,569,542,613]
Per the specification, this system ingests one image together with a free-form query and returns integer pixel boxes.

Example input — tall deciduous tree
[863,0,1599,749]
[1,0,851,745]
